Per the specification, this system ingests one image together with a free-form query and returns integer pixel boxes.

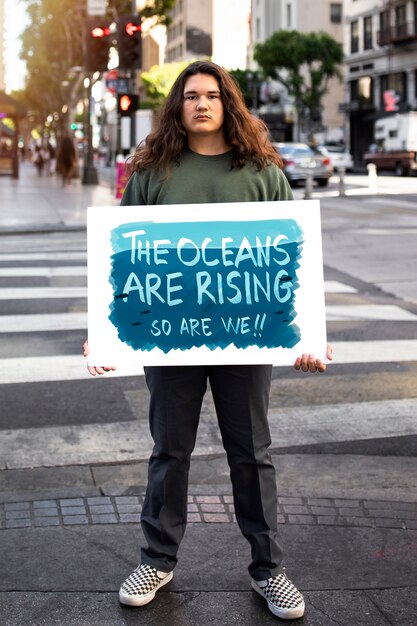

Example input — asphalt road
[0,173,417,502]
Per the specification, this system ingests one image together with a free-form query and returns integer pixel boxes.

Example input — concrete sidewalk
[1,161,417,624]
[1,458,417,625]
[0,161,118,234]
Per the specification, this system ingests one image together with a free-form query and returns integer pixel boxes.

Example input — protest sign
[87,200,327,366]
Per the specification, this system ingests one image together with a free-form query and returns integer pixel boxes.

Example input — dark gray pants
[140,365,283,581]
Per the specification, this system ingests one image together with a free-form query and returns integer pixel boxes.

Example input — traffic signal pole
[82,17,112,184]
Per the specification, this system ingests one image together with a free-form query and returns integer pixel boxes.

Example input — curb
[0,224,87,236]
[2,494,417,531]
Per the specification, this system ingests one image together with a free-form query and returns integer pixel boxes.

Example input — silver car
[318,144,353,172]
[272,142,333,187]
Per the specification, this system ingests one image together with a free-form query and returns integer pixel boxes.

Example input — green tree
[140,61,190,108]
[254,30,343,139]
[19,0,177,136]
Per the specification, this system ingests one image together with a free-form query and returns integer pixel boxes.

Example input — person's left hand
[294,344,333,373]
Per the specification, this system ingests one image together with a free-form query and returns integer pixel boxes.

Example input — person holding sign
[84,61,332,621]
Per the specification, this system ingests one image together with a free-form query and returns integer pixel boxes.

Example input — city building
[249,0,345,143]
[343,0,417,164]
[165,0,251,69]
[0,0,5,91]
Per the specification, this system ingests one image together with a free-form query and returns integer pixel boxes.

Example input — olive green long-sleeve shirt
[121,148,293,206]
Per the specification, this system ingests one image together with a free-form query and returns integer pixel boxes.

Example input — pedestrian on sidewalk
[46,140,56,176]
[84,60,333,621]
[56,135,77,188]
[32,145,44,176]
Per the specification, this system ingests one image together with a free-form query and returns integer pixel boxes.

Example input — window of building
[256,17,261,41]
[395,4,407,38]
[287,3,292,28]
[350,76,374,107]
[380,10,389,31]
[364,16,373,49]
[378,9,390,45]
[351,20,359,53]
[330,3,342,24]
[380,72,408,109]
[395,4,406,25]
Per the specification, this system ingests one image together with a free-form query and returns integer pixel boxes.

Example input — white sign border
[87,200,328,367]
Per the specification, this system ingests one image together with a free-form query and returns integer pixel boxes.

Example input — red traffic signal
[125,22,141,36]
[91,26,111,38]
[118,15,142,70]
[85,18,111,72]
[117,93,139,116]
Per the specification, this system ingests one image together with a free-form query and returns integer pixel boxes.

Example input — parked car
[316,144,353,172]
[272,142,333,186]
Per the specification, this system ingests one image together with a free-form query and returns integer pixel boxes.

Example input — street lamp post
[82,75,99,185]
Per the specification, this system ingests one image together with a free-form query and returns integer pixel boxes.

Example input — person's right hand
[83,340,117,377]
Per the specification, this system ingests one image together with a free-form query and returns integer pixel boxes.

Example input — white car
[318,145,353,172]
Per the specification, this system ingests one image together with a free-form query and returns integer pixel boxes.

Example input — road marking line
[324,281,357,293]
[0,287,87,300]
[269,398,417,447]
[0,252,86,262]
[0,266,87,277]
[333,339,417,363]
[0,265,358,297]
[0,355,142,384]
[0,313,87,332]
[2,398,417,469]
[1,303,414,333]
[326,304,417,321]
[0,340,416,384]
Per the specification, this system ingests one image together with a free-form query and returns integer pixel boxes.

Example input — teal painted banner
[108,219,304,353]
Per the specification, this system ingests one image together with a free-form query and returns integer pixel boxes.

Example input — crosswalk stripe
[268,398,417,447]
[0,287,87,300]
[2,397,417,469]
[0,313,87,332]
[0,265,356,295]
[332,339,417,363]
[0,252,86,262]
[0,355,142,384]
[0,340,416,384]
[1,303,414,333]
[326,304,417,321]
[0,266,86,277]
[0,267,355,295]
[0,268,355,295]
[323,281,357,293]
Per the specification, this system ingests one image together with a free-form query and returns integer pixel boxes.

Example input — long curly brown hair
[128,61,282,174]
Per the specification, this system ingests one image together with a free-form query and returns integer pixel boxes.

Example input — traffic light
[85,18,111,72]
[118,15,142,70]
[117,93,139,116]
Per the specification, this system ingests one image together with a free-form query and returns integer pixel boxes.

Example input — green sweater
[121,148,293,206]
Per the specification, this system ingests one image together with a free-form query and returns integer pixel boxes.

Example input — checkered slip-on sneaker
[251,568,305,620]
[119,562,173,607]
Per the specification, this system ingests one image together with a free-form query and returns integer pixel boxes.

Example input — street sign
[105,78,129,94]
[87,0,107,16]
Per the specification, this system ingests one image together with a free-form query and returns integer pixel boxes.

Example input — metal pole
[367,162,378,193]
[304,170,313,199]
[338,166,346,196]
[82,75,99,185]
